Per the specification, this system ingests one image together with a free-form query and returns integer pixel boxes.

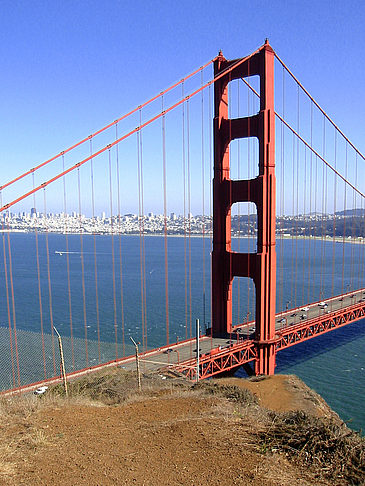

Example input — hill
[0,370,364,485]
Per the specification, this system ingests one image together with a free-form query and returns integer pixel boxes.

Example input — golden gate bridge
[1,40,365,392]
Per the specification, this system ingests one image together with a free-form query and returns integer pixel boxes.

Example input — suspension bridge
[1,40,365,393]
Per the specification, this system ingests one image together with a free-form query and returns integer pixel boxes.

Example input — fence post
[130,337,141,390]
[53,326,68,397]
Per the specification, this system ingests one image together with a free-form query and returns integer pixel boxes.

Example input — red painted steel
[276,301,365,350]
[212,40,277,375]
[174,340,257,380]
[174,301,365,381]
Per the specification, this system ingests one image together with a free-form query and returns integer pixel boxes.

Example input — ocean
[0,232,364,432]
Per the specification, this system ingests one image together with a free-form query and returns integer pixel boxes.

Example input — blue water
[275,323,365,432]
[0,232,364,432]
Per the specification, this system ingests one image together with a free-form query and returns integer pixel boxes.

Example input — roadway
[87,286,365,377]
[11,287,365,395]
[233,287,365,335]
[135,287,365,377]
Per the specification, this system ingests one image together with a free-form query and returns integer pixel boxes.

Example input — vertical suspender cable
[290,131,295,308]
[182,83,188,342]
[33,175,47,378]
[341,144,348,295]
[324,131,329,297]
[247,63,252,324]
[302,147,307,306]
[187,98,192,347]
[279,66,285,315]
[90,139,101,363]
[162,95,170,345]
[137,112,148,352]
[77,168,88,366]
[331,131,337,303]
[115,123,126,357]
[320,116,326,301]
[307,103,313,304]
[312,152,318,303]
[228,75,232,331]
[246,75,251,325]
[62,156,75,370]
[201,71,206,331]
[143,122,148,350]
[109,149,118,359]
[1,202,16,387]
[6,231,21,387]
[360,172,365,286]
[140,113,148,352]
[208,83,213,346]
[294,86,300,308]
[236,80,241,325]
[137,129,145,351]
[350,153,358,290]
[43,189,56,375]
[356,153,365,287]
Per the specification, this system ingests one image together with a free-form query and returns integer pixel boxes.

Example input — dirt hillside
[0,371,363,486]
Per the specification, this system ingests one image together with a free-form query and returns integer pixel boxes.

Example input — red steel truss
[275,301,365,350]
[174,302,365,381]
[174,340,256,381]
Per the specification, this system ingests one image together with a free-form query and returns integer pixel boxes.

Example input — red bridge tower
[212,40,277,375]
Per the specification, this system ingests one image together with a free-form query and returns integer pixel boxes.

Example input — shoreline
[1,228,365,244]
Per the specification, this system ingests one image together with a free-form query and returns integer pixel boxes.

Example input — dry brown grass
[50,368,179,404]
[258,410,365,485]
[0,443,17,482]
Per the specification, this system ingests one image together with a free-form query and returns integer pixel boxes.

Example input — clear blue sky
[1,0,364,215]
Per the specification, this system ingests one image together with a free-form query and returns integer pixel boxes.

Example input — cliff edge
[0,370,363,486]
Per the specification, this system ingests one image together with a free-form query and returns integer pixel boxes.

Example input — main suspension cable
[0,58,217,192]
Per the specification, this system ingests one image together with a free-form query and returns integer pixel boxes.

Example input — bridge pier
[212,40,277,375]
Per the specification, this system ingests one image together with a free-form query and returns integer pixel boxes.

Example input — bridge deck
[164,287,365,380]
[3,287,364,395]
[92,286,365,381]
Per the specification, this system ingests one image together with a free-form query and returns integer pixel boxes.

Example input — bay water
[0,232,364,432]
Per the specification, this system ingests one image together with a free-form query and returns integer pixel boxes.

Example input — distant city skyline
[2,205,364,239]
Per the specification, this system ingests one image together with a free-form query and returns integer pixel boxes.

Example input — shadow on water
[236,319,365,377]
[275,319,365,372]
